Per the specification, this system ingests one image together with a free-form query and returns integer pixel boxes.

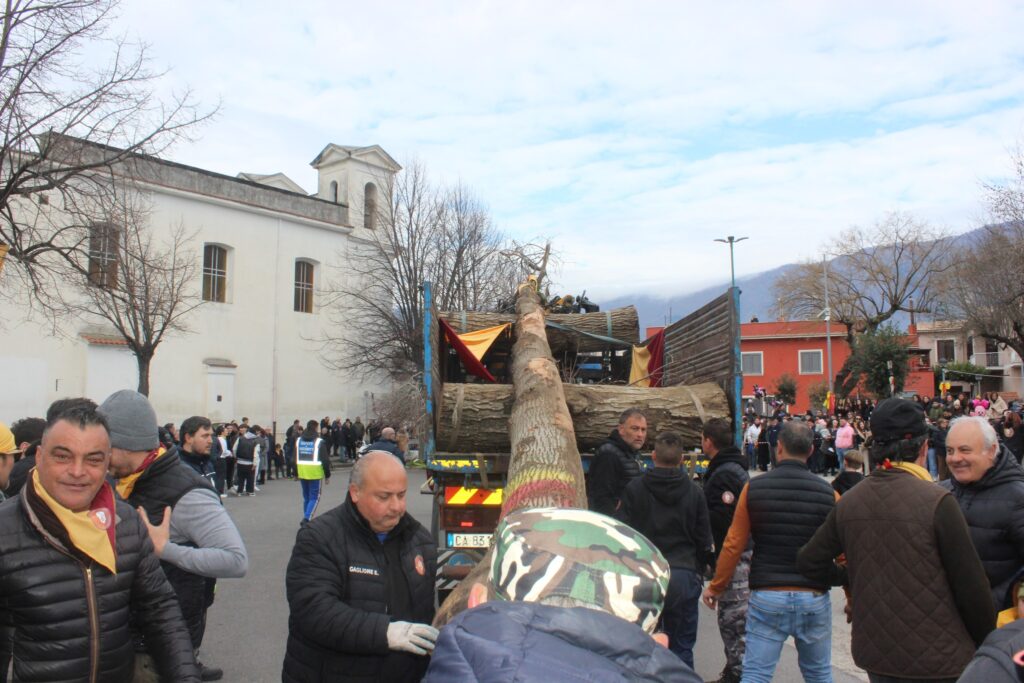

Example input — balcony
[970,352,1001,369]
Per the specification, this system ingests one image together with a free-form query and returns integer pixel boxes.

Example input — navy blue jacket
[423,601,701,682]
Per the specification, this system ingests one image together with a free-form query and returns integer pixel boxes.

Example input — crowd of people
[3,389,1024,682]
[584,395,1024,683]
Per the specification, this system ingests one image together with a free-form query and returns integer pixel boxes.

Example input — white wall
[0,165,392,436]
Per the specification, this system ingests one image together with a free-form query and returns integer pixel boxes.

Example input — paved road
[203,464,868,682]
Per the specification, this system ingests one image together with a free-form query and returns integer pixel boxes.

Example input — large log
[440,306,639,353]
[434,280,587,628]
[437,382,728,453]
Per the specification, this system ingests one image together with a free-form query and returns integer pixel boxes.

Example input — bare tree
[0,0,212,295]
[942,150,1024,360]
[774,212,953,343]
[320,161,548,379]
[63,181,203,395]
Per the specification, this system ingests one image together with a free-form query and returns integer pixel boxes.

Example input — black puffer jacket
[587,430,643,516]
[941,445,1024,610]
[703,446,749,557]
[617,467,713,572]
[0,491,199,682]
[282,496,436,683]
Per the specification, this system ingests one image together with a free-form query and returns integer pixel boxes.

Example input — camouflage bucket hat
[489,507,670,634]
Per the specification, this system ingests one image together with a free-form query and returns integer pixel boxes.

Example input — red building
[740,321,934,412]
[741,321,850,413]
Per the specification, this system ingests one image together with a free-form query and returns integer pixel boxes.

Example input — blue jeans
[746,444,757,469]
[926,448,938,479]
[300,478,323,520]
[661,567,702,668]
[742,590,832,683]
[836,448,847,473]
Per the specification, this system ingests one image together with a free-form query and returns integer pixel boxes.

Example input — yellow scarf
[31,470,117,574]
[888,460,933,482]
[115,446,167,499]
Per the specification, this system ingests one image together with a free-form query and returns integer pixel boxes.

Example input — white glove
[386,621,439,655]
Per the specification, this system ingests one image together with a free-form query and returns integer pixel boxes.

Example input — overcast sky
[113,1,1024,300]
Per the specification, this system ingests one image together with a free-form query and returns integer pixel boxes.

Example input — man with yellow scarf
[0,397,199,682]
[798,398,995,683]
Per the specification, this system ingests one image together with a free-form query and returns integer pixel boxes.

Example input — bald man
[366,427,406,464]
[283,452,437,683]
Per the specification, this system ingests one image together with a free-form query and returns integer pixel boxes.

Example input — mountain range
[603,225,989,336]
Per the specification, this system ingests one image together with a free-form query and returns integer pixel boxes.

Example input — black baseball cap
[870,398,928,443]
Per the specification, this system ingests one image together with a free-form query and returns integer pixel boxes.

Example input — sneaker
[254,486,261,492]
[199,663,224,681]
[246,492,255,496]
[219,494,227,499]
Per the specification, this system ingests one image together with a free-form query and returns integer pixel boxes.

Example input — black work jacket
[282,496,436,683]
[587,430,643,517]
[703,446,749,557]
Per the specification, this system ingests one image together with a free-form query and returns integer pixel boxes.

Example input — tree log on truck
[434,279,588,627]
[440,305,639,353]
[436,382,728,453]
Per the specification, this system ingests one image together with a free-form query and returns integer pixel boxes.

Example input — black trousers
[213,457,227,494]
[236,464,255,494]
[224,458,236,491]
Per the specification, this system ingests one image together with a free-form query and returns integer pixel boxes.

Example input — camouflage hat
[489,507,670,634]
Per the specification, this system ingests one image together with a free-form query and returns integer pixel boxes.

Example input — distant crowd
[741,390,1024,482]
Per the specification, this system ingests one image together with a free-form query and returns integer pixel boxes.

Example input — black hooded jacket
[617,467,713,572]
[703,446,750,557]
[587,430,643,517]
[941,444,1024,610]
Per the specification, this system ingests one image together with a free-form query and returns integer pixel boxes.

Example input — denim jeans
[836,448,847,473]
[926,448,938,479]
[742,590,832,683]
[660,567,702,668]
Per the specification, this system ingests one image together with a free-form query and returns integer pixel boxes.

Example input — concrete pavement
[202,464,868,682]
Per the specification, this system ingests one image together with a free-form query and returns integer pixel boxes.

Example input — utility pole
[824,258,833,398]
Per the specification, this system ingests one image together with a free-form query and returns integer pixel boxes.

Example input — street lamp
[714,236,748,288]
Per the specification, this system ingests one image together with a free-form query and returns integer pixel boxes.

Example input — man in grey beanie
[101,390,248,682]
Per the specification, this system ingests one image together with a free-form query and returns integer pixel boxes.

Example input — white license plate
[447,532,491,548]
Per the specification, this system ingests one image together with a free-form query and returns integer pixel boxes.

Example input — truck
[418,282,738,598]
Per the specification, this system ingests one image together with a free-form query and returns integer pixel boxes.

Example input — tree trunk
[436,382,728,453]
[434,281,587,627]
[440,306,640,353]
[136,351,153,396]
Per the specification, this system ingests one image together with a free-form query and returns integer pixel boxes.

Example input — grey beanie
[98,390,159,451]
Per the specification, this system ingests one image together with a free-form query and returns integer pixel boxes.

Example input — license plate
[447,532,491,548]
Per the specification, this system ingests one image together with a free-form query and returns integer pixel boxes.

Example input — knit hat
[0,422,20,455]
[98,390,159,451]
[489,507,670,634]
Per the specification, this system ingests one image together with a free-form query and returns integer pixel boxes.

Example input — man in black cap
[798,398,995,683]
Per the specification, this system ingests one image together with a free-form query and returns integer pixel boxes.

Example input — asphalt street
[204,463,868,682]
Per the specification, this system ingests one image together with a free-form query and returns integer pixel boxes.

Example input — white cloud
[108,0,1024,300]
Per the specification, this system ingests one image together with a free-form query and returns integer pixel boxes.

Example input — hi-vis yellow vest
[296,437,325,480]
